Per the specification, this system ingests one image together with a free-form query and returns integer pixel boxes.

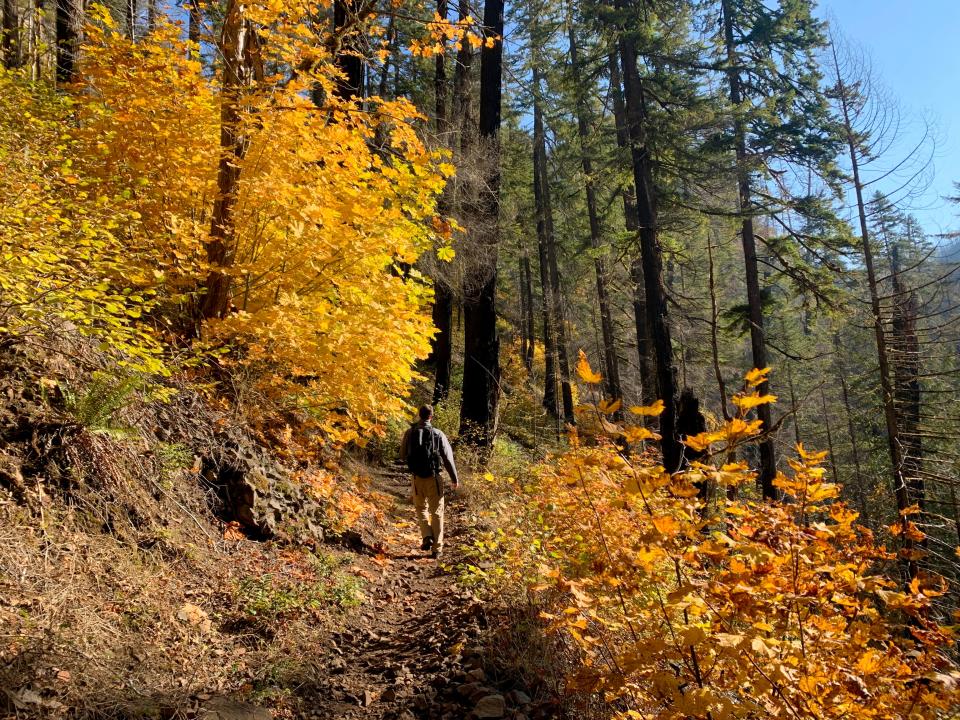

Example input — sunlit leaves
[32,6,453,439]
[744,366,772,387]
[513,376,960,719]
[598,398,622,415]
[629,399,665,417]
[576,350,602,384]
[731,391,777,411]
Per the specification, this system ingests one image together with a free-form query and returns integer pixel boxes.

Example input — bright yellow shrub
[1,3,453,439]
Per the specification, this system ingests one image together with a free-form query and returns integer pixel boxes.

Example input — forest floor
[289,464,542,720]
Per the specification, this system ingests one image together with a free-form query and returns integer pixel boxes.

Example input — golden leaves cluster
[0,70,167,373]
[5,3,454,439]
[512,367,960,719]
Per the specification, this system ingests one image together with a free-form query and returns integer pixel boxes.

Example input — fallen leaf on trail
[350,566,378,581]
[177,602,212,633]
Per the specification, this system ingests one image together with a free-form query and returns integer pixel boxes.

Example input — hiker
[399,404,460,558]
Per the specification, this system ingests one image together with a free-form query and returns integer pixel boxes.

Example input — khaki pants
[412,474,444,552]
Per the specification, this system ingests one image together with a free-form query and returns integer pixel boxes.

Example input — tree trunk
[147,0,157,32]
[608,50,654,403]
[707,233,731,420]
[518,258,529,371]
[431,285,454,403]
[522,254,535,373]
[890,243,923,513]
[829,41,916,580]
[721,0,777,498]
[29,0,40,81]
[126,0,136,40]
[532,58,574,425]
[188,0,201,47]
[2,0,18,69]
[533,89,558,419]
[428,0,454,404]
[614,8,680,471]
[458,0,502,455]
[333,0,364,99]
[55,0,78,85]
[568,16,621,408]
[200,0,260,322]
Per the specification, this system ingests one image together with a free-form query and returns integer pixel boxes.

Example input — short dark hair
[418,404,434,421]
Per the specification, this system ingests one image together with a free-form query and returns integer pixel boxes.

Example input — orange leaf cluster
[510,370,959,719]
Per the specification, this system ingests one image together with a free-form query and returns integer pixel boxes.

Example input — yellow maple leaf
[732,391,777,411]
[744,366,772,387]
[598,397,622,415]
[576,350,602,384]
[629,399,665,417]
[623,425,660,443]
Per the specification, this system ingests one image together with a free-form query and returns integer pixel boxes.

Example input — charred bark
[458,0,503,455]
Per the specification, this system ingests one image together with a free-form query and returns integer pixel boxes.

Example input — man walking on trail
[400,405,459,559]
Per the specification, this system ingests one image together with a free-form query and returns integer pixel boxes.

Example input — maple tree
[0,1,472,442]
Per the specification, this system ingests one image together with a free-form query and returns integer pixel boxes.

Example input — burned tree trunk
[458,0,503,455]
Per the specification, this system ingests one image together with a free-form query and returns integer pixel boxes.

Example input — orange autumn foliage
[516,361,959,719]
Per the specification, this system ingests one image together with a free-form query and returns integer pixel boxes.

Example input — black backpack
[406,424,442,478]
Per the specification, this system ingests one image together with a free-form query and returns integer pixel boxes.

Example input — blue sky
[819,0,960,236]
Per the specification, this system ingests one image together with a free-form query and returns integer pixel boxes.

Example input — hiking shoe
[420,536,434,551]
[431,547,442,559]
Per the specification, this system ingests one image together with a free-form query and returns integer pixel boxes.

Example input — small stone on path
[473,694,506,719]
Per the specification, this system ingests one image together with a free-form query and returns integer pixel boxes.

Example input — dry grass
[0,485,364,719]
[0,338,368,719]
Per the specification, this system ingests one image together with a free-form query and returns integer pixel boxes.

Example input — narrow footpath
[303,466,541,720]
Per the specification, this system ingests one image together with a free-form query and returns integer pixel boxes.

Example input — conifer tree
[716,0,838,498]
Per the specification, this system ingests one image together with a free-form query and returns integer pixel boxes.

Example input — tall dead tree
[826,33,916,579]
[458,0,503,455]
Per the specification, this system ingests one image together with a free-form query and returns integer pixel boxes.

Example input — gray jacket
[400,421,460,484]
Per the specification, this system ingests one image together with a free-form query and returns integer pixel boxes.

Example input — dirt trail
[304,466,536,720]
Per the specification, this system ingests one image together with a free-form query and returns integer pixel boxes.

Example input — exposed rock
[474,694,506,719]
[511,690,532,705]
[198,696,271,720]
